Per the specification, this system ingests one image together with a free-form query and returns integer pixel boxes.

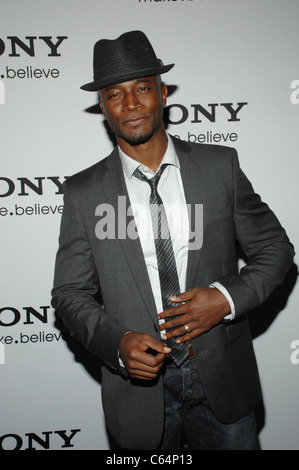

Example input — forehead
[100,76,158,93]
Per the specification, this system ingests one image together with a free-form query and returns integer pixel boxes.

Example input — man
[51,31,294,450]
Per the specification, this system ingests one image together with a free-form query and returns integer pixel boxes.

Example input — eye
[108,92,120,99]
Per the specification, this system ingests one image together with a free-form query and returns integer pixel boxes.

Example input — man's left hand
[158,287,231,343]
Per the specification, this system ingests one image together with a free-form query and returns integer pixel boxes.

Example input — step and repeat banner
[1,0,298,451]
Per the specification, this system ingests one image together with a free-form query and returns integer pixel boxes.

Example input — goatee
[121,131,154,147]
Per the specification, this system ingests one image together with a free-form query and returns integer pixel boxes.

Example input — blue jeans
[159,358,259,450]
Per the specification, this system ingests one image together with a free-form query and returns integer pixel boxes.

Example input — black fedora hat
[81,30,174,91]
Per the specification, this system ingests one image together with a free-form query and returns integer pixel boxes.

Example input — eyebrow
[103,78,152,93]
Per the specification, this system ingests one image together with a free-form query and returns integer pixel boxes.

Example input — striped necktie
[134,164,189,367]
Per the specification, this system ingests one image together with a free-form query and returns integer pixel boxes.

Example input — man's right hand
[119,332,171,381]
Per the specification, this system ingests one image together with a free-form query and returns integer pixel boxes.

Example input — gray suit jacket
[51,136,294,449]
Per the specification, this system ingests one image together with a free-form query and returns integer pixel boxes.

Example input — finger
[127,353,166,379]
[162,322,193,341]
[142,336,172,356]
[176,327,206,343]
[159,315,187,332]
[158,304,186,320]
[169,288,199,303]
[128,366,158,380]
[129,349,169,371]
[129,370,160,381]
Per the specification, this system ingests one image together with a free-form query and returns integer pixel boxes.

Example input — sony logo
[0,36,68,57]
[164,102,248,125]
[0,429,81,450]
[0,306,51,327]
[0,176,68,198]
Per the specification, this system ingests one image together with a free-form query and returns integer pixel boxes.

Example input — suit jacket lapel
[101,148,158,323]
[173,137,206,291]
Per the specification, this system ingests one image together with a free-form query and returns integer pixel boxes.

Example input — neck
[117,128,168,173]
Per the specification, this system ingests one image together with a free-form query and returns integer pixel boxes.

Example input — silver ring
[184,323,191,334]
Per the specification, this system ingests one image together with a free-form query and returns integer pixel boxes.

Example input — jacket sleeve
[51,181,128,376]
[216,149,295,317]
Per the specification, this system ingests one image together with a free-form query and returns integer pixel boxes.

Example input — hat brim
[80,63,174,91]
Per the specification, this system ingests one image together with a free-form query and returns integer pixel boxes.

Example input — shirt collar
[118,134,180,180]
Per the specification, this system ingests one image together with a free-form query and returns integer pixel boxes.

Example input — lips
[122,115,149,126]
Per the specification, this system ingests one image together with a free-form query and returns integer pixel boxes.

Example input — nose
[123,92,141,110]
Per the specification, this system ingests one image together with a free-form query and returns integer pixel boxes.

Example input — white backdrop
[1,0,298,451]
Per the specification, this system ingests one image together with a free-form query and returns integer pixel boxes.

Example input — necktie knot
[134,164,167,194]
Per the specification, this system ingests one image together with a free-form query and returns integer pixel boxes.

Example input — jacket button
[154,324,158,332]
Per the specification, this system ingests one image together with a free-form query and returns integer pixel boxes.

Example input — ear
[160,83,168,107]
